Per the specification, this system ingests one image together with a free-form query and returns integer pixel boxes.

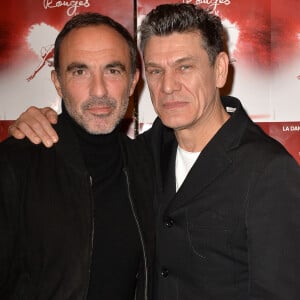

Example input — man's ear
[129,69,140,96]
[51,70,63,98]
[215,52,229,89]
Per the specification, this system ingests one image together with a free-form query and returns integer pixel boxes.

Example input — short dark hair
[139,3,225,64]
[54,12,137,74]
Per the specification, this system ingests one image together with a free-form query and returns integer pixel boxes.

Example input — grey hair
[139,3,225,64]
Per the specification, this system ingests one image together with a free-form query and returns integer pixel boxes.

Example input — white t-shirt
[175,146,200,192]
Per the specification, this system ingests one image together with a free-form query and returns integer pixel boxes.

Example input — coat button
[164,217,174,228]
[161,268,169,278]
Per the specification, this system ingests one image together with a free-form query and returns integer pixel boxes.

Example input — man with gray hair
[0,12,154,300]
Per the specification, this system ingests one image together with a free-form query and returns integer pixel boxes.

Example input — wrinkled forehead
[143,31,203,60]
[58,25,132,69]
[62,25,130,53]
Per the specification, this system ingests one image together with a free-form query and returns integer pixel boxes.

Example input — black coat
[0,114,155,300]
[143,96,300,300]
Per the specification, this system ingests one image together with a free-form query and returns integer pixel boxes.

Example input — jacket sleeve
[0,149,19,295]
[247,154,300,300]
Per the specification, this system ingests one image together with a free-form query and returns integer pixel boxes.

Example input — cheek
[149,93,160,114]
[147,78,160,94]
[108,79,129,97]
[147,81,162,106]
[68,79,90,97]
[186,76,214,100]
[181,78,203,105]
[61,82,87,111]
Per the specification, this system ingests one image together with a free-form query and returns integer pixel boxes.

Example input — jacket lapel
[153,96,250,215]
[157,124,233,214]
[160,96,250,213]
[167,137,232,213]
[160,137,177,208]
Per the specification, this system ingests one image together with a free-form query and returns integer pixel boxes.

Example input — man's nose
[161,70,181,94]
[90,73,108,97]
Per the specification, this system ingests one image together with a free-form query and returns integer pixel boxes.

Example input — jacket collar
[159,96,250,212]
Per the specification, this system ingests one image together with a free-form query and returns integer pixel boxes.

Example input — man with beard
[0,12,154,300]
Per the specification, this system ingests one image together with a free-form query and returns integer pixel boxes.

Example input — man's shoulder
[219,96,296,163]
[0,137,46,175]
[229,110,297,167]
[0,136,40,156]
[247,123,294,161]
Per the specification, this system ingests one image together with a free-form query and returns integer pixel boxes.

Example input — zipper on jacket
[83,175,95,300]
[123,168,148,300]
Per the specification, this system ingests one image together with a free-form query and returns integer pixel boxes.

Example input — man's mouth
[87,106,113,116]
[163,101,188,110]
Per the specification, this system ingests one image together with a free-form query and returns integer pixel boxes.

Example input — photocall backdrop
[0,0,299,164]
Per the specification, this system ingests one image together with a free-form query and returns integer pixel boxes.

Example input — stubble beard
[64,95,129,135]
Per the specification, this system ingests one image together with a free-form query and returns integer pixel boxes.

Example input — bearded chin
[80,104,128,135]
[62,94,129,135]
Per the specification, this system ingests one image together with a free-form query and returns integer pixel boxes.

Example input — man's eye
[109,68,121,75]
[73,69,86,76]
[180,65,191,71]
[147,69,162,75]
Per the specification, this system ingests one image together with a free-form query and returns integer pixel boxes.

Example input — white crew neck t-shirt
[175,146,201,192]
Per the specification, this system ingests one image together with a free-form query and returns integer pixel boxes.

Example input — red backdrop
[1,0,300,164]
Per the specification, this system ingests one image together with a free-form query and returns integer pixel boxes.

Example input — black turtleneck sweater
[61,110,141,299]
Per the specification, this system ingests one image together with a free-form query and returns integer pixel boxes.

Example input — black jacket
[143,96,300,300]
[0,114,155,300]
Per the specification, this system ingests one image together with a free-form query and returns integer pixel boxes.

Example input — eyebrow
[66,62,88,72]
[145,56,197,68]
[106,61,127,71]
[66,61,127,72]
[174,56,196,64]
